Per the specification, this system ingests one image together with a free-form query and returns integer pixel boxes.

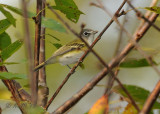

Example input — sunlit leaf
[145,6,160,14]
[0,19,11,34]
[52,0,84,23]
[113,85,160,110]
[0,4,35,18]
[89,95,108,114]
[0,89,11,99]
[1,39,23,61]
[0,72,27,79]
[123,104,138,114]
[52,43,63,49]
[0,32,11,50]
[0,5,16,27]
[42,17,66,32]
[120,58,157,68]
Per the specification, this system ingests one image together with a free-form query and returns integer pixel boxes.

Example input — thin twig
[21,0,34,104]
[140,80,160,114]
[97,0,160,77]
[45,0,130,110]
[33,0,43,104]
[53,11,159,114]
[127,1,160,31]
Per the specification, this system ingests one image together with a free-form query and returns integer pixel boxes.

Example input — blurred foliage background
[0,0,160,113]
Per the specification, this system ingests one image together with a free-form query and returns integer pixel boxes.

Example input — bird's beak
[93,30,98,34]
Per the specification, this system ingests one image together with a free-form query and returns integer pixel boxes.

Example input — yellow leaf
[123,104,138,114]
[89,95,109,114]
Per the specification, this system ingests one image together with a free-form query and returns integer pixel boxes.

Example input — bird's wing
[53,39,86,56]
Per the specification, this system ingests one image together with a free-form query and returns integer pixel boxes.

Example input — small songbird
[34,29,98,71]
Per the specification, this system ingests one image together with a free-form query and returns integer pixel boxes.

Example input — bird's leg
[67,65,71,69]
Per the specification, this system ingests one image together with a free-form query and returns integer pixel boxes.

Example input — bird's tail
[34,56,57,72]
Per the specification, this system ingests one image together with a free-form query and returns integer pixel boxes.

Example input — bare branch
[37,0,49,107]
[0,64,26,113]
[52,11,159,114]
[21,0,34,104]
[45,0,130,110]
[33,0,43,104]
[140,80,160,114]
[127,1,160,31]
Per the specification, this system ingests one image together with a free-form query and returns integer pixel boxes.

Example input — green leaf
[0,4,35,18]
[42,17,66,32]
[52,0,84,23]
[52,43,63,49]
[79,62,85,69]
[0,5,16,27]
[0,72,27,79]
[0,19,11,34]
[113,85,160,110]
[119,58,157,68]
[0,32,11,50]
[145,6,160,14]
[1,39,23,61]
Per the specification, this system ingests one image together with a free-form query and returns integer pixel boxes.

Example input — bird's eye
[83,32,89,36]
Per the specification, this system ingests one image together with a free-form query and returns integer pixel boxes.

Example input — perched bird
[34,29,98,71]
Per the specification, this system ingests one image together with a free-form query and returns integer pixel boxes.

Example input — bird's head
[81,29,98,45]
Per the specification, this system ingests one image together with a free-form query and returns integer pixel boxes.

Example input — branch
[33,0,43,104]
[21,0,35,104]
[52,11,159,114]
[140,80,160,114]
[127,1,160,31]
[37,0,49,107]
[0,65,26,113]
[97,0,160,76]
[45,0,129,110]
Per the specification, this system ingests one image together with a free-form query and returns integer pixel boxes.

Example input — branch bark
[33,0,43,104]
[52,12,159,114]
[37,0,49,107]
[140,80,160,114]
[21,0,34,104]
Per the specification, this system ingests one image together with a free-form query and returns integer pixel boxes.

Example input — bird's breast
[58,50,85,65]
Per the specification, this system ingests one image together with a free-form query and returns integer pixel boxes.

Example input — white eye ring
[83,32,89,36]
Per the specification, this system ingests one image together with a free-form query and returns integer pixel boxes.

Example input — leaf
[42,17,66,32]
[52,43,63,49]
[145,6,160,14]
[123,104,138,114]
[0,72,27,79]
[52,0,84,23]
[89,95,109,114]
[0,32,11,50]
[120,58,157,68]
[113,85,160,110]
[0,4,35,18]
[23,102,46,114]
[79,62,85,69]
[1,39,23,61]
[0,19,11,34]
[0,5,16,27]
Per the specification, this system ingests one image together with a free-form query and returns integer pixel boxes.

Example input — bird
[34,29,98,71]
